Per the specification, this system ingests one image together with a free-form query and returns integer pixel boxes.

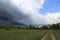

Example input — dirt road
[41,30,56,40]
[41,32,48,40]
[51,32,56,40]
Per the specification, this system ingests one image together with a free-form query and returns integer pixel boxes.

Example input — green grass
[52,30,60,40]
[0,29,47,40]
[45,30,52,40]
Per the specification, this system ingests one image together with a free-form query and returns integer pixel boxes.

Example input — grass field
[52,30,60,40]
[0,29,47,40]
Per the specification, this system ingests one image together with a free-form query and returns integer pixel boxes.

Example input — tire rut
[41,32,48,40]
[51,31,56,40]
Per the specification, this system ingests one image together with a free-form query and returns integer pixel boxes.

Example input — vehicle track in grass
[51,31,56,40]
[41,30,56,40]
[41,31,48,40]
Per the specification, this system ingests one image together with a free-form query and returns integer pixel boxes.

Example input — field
[52,30,60,40]
[0,29,47,40]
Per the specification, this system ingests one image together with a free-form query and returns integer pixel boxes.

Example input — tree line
[0,23,60,30]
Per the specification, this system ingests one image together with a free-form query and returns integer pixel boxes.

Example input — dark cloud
[0,0,33,25]
[0,9,13,21]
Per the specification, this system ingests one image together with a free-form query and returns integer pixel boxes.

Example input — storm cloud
[0,0,60,25]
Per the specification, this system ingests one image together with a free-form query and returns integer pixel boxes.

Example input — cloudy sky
[0,0,60,25]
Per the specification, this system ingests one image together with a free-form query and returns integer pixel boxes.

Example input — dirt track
[41,32,48,40]
[41,30,56,40]
[51,32,56,40]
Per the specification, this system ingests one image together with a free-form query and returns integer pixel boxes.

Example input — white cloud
[10,0,60,25]
[10,0,45,25]
[45,12,60,24]
[11,0,45,13]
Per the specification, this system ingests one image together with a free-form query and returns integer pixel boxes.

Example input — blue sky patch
[39,0,60,14]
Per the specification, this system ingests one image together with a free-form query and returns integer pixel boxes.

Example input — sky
[40,0,60,14]
[0,0,60,25]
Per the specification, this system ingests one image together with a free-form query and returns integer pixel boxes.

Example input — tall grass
[0,29,47,40]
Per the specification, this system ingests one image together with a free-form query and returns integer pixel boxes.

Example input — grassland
[0,29,47,40]
[52,30,60,40]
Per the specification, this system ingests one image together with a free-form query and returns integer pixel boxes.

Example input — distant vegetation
[50,23,60,30]
[40,23,60,30]
[0,23,60,30]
